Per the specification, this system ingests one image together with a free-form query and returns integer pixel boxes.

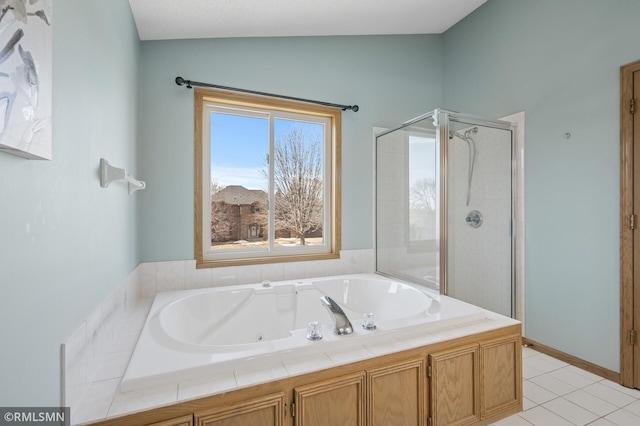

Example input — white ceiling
[128,0,487,41]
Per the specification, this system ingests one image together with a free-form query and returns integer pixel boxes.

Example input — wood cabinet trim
[367,357,426,426]
[194,392,285,426]
[479,334,522,419]
[147,414,194,426]
[429,343,481,426]
[86,324,521,426]
[294,371,365,426]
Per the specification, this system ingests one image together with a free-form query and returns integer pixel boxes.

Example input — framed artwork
[0,0,52,160]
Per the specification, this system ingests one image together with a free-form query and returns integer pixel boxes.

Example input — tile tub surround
[73,301,518,424]
[62,249,374,422]
[120,274,484,393]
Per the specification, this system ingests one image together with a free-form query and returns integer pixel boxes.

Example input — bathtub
[120,273,486,392]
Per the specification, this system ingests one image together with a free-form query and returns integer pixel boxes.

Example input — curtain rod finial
[175,76,193,89]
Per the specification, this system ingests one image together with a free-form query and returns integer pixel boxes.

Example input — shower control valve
[466,210,483,228]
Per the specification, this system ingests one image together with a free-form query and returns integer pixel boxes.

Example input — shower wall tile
[85,307,103,391]
[303,258,333,278]
[282,261,305,281]
[448,124,514,317]
[107,383,178,418]
[62,323,87,415]
[114,285,127,333]
[185,260,212,289]
[234,362,289,388]
[62,266,145,414]
[178,373,237,402]
[72,378,120,425]
[156,260,186,292]
[93,351,132,382]
[261,262,284,282]
[360,249,376,273]
[340,249,363,274]
[211,266,239,286]
[135,261,157,300]
[236,264,262,284]
[283,353,335,376]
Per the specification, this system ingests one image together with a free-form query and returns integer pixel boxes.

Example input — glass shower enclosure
[375,109,515,317]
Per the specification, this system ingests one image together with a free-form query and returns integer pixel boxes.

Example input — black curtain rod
[175,76,359,112]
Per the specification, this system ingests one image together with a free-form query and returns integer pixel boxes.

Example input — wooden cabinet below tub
[429,343,481,425]
[88,324,521,426]
[293,372,365,426]
[147,414,194,426]
[195,393,285,426]
[428,334,522,426]
[480,335,522,419]
[367,358,426,426]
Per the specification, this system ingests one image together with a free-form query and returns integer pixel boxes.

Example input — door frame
[620,58,640,388]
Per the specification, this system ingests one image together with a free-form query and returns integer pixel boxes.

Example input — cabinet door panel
[195,392,284,426]
[480,334,522,418]
[148,414,194,426]
[368,358,425,426]
[429,344,480,426]
[294,371,365,426]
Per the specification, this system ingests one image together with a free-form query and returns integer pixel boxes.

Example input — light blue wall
[138,35,443,261]
[443,0,640,372]
[0,0,140,405]
[3,0,636,408]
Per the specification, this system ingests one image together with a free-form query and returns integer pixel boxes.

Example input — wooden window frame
[194,88,341,268]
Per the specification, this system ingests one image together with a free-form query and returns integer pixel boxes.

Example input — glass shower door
[375,114,439,290]
[445,120,514,316]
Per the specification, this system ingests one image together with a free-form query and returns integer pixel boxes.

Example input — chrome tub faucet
[320,296,353,335]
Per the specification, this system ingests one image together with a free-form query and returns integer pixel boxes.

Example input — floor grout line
[494,348,640,425]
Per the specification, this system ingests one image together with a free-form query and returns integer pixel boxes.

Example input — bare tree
[268,125,323,245]
[410,178,437,211]
[211,180,224,198]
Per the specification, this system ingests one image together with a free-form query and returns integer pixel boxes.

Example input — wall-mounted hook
[100,158,145,195]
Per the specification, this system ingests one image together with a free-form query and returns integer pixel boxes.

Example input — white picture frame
[0,0,52,160]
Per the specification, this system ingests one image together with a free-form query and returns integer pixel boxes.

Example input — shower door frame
[436,109,517,318]
[374,109,517,317]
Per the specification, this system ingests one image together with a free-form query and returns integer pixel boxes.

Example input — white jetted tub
[121,273,486,392]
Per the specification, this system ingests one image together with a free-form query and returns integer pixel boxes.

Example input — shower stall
[375,109,516,317]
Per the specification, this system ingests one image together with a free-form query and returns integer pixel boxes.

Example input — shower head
[464,127,478,138]
[447,127,478,207]
[448,127,478,142]
[449,130,468,141]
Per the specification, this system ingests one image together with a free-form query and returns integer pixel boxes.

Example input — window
[407,131,437,250]
[195,89,341,267]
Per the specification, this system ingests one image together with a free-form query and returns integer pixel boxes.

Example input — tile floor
[492,347,640,425]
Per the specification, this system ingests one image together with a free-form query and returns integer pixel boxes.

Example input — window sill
[196,252,341,269]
